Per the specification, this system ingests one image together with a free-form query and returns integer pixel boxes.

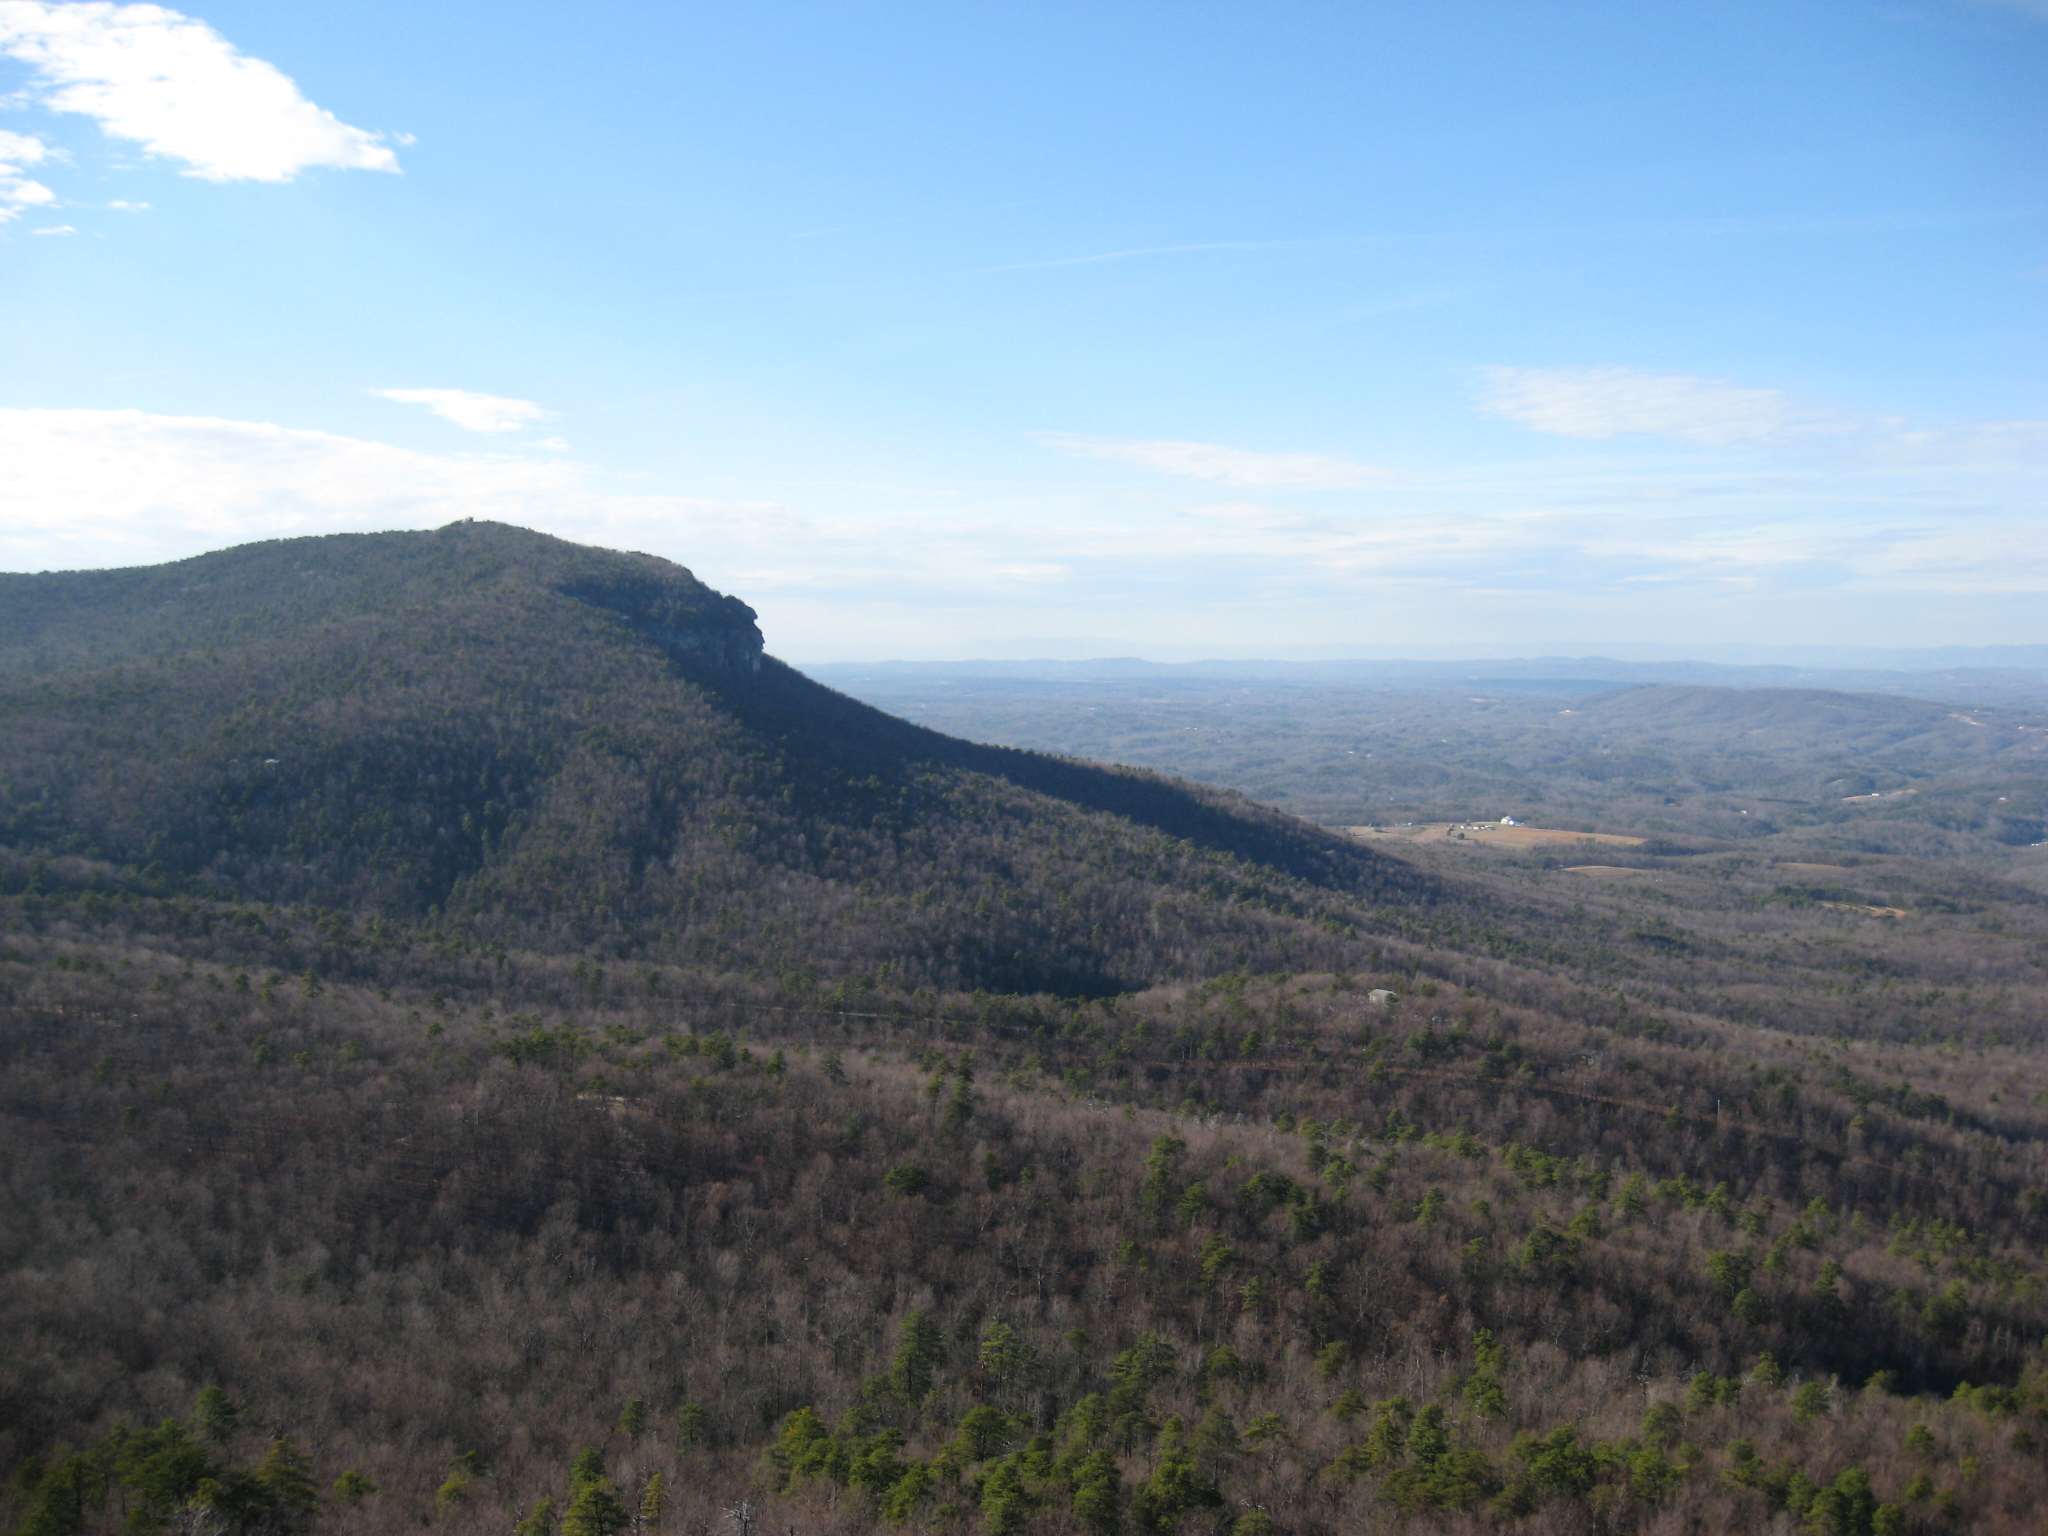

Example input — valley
[2,527,2046,1536]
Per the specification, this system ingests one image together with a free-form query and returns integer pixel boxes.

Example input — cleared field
[1564,864,1653,879]
[1344,821,1647,848]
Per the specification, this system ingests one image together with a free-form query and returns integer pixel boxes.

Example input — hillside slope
[0,523,1423,994]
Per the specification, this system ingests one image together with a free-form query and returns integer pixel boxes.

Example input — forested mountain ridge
[0,523,1423,995]
[4,525,2048,1536]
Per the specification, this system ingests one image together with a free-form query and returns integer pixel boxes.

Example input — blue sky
[2,0,2044,659]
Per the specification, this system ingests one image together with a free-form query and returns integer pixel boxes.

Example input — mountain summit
[0,521,1422,993]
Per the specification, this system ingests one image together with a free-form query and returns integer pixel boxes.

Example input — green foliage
[1141,1135,1187,1214]
[978,1321,1036,1386]
[560,1473,627,1536]
[1069,1448,1121,1533]
[1381,1407,1497,1514]
[890,1310,946,1400]
[1198,1234,1235,1283]
[1129,1419,1221,1532]
[1236,1169,1298,1215]
[1708,1248,1755,1303]
[193,1386,239,1445]
[952,1406,1020,1462]
[979,1456,1031,1536]
[1642,1401,1685,1448]
[676,1404,709,1448]
[883,1164,931,1198]
[13,1417,345,1536]
[1921,1280,1972,1343]
[1804,1467,1880,1536]
[252,1439,319,1529]
[1790,1382,1832,1423]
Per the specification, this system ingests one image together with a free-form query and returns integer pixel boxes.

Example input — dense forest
[4,525,2047,1536]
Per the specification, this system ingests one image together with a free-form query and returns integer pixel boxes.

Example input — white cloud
[0,127,57,218]
[0,407,773,578]
[2,407,2042,659]
[0,1,397,182]
[1038,433,1383,488]
[31,222,73,233]
[370,388,556,435]
[0,409,578,563]
[1477,365,1846,446]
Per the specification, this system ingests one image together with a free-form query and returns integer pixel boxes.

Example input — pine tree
[562,1478,628,1536]
[890,1311,945,1400]
[253,1438,320,1530]
[193,1387,239,1446]
[514,1495,556,1536]
[638,1472,666,1529]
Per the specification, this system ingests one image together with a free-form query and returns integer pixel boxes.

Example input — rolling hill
[4,524,2047,1536]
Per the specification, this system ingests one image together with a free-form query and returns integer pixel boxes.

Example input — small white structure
[1500,816,1518,826]
[1367,988,1396,1006]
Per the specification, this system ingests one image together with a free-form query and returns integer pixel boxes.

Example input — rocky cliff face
[555,572,764,679]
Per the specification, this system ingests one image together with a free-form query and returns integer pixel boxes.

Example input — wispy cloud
[371,388,556,435]
[1476,366,1847,446]
[1039,433,1384,489]
[0,1,398,183]
[4,408,2043,660]
[31,222,74,234]
[0,128,57,220]
[1475,365,2048,475]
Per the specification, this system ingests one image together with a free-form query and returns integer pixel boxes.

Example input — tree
[883,1164,930,1198]
[1071,1449,1120,1534]
[252,1438,320,1531]
[1141,1136,1187,1215]
[1707,1250,1754,1304]
[979,1321,1037,1387]
[562,1478,629,1536]
[193,1388,240,1446]
[637,1472,665,1530]
[890,1310,945,1400]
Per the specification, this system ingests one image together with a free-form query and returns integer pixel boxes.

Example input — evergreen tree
[193,1387,240,1446]
[562,1478,628,1536]
[890,1311,945,1400]
[637,1472,666,1528]
[253,1438,320,1530]
[514,1495,556,1536]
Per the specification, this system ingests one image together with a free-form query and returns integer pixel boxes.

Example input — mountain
[0,522,1425,995]
[3,525,2046,1536]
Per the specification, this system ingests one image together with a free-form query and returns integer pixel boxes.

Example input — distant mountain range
[807,653,2048,707]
